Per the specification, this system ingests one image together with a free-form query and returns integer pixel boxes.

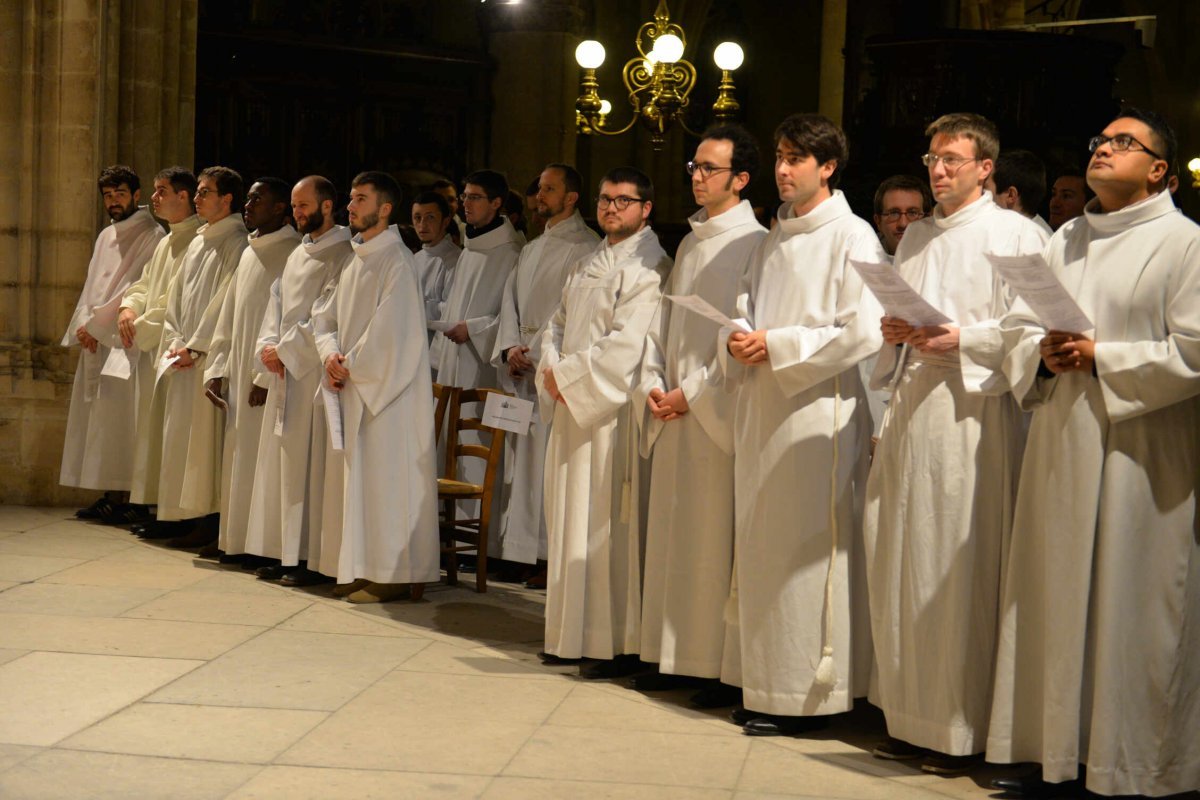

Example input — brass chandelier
[573,0,745,150]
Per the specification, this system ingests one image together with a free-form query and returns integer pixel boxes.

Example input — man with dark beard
[243,176,355,585]
[62,165,164,518]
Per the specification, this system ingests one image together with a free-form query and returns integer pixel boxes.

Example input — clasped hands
[881,317,959,353]
[1039,330,1095,374]
[647,387,689,421]
[728,330,769,365]
[506,345,534,378]
[324,353,349,391]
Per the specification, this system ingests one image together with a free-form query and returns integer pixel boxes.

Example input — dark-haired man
[863,113,1047,772]
[316,171,440,603]
[490,164,599,575]
[62,165,164,518]
[410,191,461,349]
[121,167,202,524]
[244,175,356,585]
[989,149,1052,234]
[872,174,932,257]
[1047,171,1090,229]
[537,166,671,679]
[153,166,250,544]
[721,113,883,736]
[199,178,299,557]
[431,178,465,244]
[987,108,1200,798]
[635,125,766,707]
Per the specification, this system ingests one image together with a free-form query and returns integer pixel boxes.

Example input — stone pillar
[0,0,197,505]
[479,0,587,193]
[818,0,847,125]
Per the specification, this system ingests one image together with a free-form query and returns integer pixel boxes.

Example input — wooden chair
[438,387,508,593]
[432,382,458,446]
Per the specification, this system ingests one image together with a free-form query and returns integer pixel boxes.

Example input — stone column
[479,0,587,193]
[0,0,197,505]
[818,0,847,125]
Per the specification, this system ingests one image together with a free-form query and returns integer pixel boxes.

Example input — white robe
[60,207,164,490]
[155,213,250,520]
[536,225,670,660]
[412,237,461,349]
[985,189,1200,797]
[635,200,765,678]
[244,226,355,566]
[490,211,600,564]
[719,191,883,716]
[204,226,299,554]
[862,194,1048,755]
[125,215,203,504]
[314,228,440,584]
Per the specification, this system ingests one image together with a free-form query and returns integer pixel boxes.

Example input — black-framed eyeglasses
[1088,133,1162,160]
[459,192,488,203]
[597,195,646,211]
[686,161,736,179]
[879,209,925,222]
[921,153,979,172]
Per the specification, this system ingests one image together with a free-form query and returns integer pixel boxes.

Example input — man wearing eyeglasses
[986,108,1200,799]
[872,174,932,257]
[489,164,599,580]
[862,113,1048,773]
[720,113,885,737]
[634,125,767,708]
[537,166,671,679]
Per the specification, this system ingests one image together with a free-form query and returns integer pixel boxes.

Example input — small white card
[985,253,1094,333]
[101,346,134,380]
[155,353,180,383]
[321,384,345,451]
[849,260,953,327]
[481,392,534,436]
[665,295,753,332]
[272,374,286,436]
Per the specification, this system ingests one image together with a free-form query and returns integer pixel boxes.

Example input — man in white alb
[410,190,461,353]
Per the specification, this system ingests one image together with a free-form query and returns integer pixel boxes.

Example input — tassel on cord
[813,374,841,690]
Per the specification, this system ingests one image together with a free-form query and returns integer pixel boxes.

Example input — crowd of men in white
[59,108,1197,798]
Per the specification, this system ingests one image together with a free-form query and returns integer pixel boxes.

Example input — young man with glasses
[872,174,932,257]
[720,113,885,736]
[986,108,1200,798]
[634,125,766,708]
[862,113,1048,773]
[537,166,671,680]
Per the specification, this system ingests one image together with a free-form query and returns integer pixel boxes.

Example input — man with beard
[635,126,767,707]
[721,114,883,736]
[536,166,671,678]
[153,166,250,545]
[490,163,599,582]
[119,167,202,527]
[316,171,440,603]
[243,175,355,585]
[410,191,461,351]
[62,165,164,518]
[196,178,299,557]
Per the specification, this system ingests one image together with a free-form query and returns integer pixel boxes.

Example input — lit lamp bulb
[642,53,658,75]
[599,99,612,116]
[713,42,744,71]
[575,40,605,69]
[653,33,684,64]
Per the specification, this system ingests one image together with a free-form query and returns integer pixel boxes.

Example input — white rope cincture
[813,372,840,690]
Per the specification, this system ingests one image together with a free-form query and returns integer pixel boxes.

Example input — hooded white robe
[536,225,670,659]
[635,200,765,678]
[243,226,355,566]
[862,194,1048,755]
[490,210,600,564]
[203,225,299,553]
[719,191,883,716]
[60,207,164,490]
[985,189,1200,797]
[412,236,461,350]
[125,215,203,504]
[314,228,440,585]
[155,213,249,520]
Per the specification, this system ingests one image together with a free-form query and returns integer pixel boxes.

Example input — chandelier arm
[586,114,641,136]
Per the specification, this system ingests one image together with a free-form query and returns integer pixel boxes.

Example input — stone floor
[0,505,1168,800]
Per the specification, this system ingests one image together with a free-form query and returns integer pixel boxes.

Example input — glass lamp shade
[653,34,684,64]
[599,99,612,115]
[713,42,744,71]
[575,40,606,69]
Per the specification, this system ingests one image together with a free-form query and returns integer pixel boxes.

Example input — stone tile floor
[0,505,1188,799]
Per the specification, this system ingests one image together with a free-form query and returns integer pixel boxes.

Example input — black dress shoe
[632,671,703,691]
[196,543,222,559]
[225,554,274,569]
[730,706,765,726]
[279,568,333,587]
[136,520,191,539]
[537,651,582,665]
[689,682,742,709]
[991,768,1083,797]
[165,527,218,549]
[579,654,647,680]
[742,714,830,737]
[75,496,112,519]
[255,563,292,581]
